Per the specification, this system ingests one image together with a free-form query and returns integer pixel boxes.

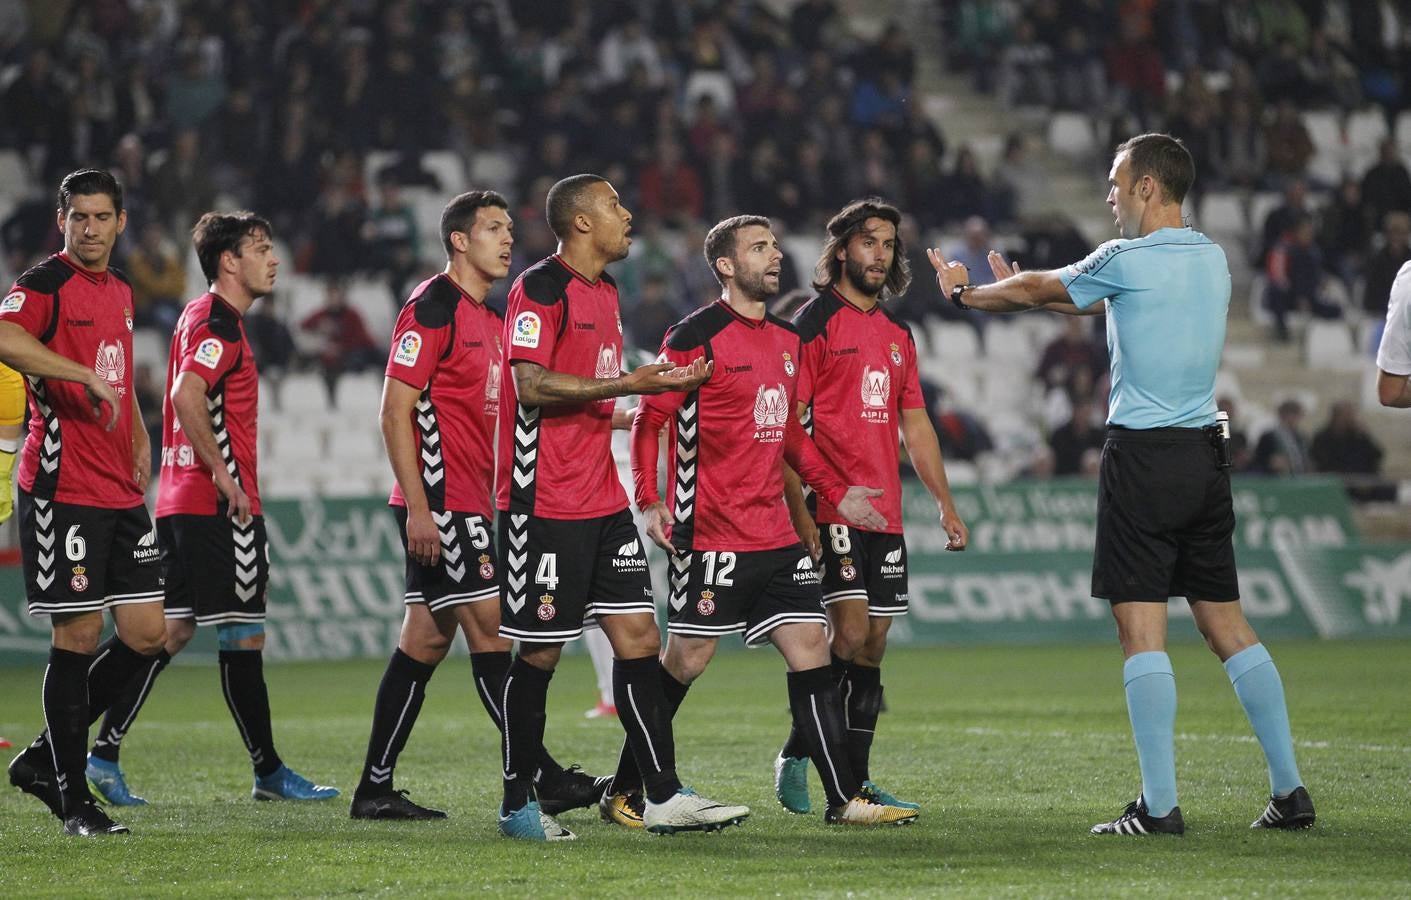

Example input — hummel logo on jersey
[618,539,640,557]
[884,548,902,564]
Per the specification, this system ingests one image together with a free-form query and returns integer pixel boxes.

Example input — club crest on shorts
[889,342,902,366]
[70,564,89,593]
[782,351,795,377]
[479,553,494,580]
[536,594,556,621]
[696,589,716,616]
[839,556,857,582]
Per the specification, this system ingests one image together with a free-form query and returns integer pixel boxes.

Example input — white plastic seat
[1303,320,1360,371]
[931,322,981,362]
[422,151,467,195]
[1046,112,1096,160]
[1199,191,1246,234]
[333,370,384,415]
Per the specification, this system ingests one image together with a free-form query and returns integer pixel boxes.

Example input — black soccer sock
[42,647,95,814]
[28,637,158,763]
[787,664,859,809]
[91,648,171,762]
[610,666,690,795]
[842,663,883,783]
[501,655,553,811]
[358,648,436,795]
[219,650,283,778]
[780,654,849,759]
[470,650,564,781]
[613,654,682,805]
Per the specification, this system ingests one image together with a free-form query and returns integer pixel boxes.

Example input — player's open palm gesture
[627,357,714,395]
[836,486,887,532]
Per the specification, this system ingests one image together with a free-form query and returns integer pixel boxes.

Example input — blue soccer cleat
[251,765,340,801]
[773,753,811,814]
[86,755,148,807]
[497,800,576,842]
[862,779,920,812]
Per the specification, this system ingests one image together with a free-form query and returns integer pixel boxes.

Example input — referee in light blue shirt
[928,133,1315,837]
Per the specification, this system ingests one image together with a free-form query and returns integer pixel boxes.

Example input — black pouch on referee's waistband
[1206,410,1232,468]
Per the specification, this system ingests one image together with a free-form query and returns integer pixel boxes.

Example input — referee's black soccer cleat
[537,764,612,816]
[1251,785,1316,830]
[350,788,448,821]
[1090,796,1185,836]
[63,800,130,837]
[8,748,64,820]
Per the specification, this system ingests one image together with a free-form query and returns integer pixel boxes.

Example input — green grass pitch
[1,639,1408,897]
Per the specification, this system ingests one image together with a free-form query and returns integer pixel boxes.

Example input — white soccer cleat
[643,787,749,835]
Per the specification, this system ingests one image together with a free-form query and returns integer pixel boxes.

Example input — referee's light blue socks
[1224,643,1303,797]
[1123,651,1178,817]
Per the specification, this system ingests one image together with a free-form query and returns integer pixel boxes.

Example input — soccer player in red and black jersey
[83,212,338,807]
[349,191,605,823]
[603,214,918,827]
[495,174,747,840]
[775,199,969,816]
[0,170,164,836]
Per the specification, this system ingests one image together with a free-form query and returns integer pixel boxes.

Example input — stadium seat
[333,371,383,414]
[1397,110,1411,153]
[345,276,396,345]
[1301,110,1340,157]
[274,372,333,416]
[0,149,27,192]
[981,319,1033,363]
[267,423,324,463]
[682,70,735,114]
[131,327,168,373]
[930,322,981,362]
[421,151,467,195]
[260,468,319,499]
[1213,369,1245,404]
[933,369,980,408]
[318,472,378,497]
[326,423,383,461]
[941,458,978,485]
[1046,112,1096,161]
[1346,108,1389,158]
[1304,320,1361,371]
[361,150,400,191]
[1198,192,1246,234]
[1248,192,1282,235]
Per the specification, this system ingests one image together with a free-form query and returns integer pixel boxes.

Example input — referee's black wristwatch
[949,283,974,311]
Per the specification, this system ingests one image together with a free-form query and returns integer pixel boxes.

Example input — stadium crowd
[0,0,1398,484]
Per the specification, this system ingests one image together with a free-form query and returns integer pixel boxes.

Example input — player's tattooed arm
[171,371,252,523]
[512,357,713,406]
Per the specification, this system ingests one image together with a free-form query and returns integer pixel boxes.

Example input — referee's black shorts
[1091,426,1239,603]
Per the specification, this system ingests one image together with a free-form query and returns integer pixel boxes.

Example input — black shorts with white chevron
[158,513,269,625]
[18,488,164,615]
[817,526,909,617]
[393,506,499,611]
[497,508,654,643]
[667,544,826,647]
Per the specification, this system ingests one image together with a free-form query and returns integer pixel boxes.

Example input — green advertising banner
[0,479,1406,664]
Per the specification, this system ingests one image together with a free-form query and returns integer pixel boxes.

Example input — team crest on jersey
[782,351,795,377]
[479,554,494,580]
[860,365,890,419]
[1,291,24,313]
[839,556,857,582]
[616,313,624,334]
[889,342,902,366]
[594,343,620,380]
[194,338,224,369]
[124,307,134,332]
[394,331,422,366]
[70,564,89,593]
[512,312,541,348]
[752,383,788,443]
[536,594,556,621]
[94,340,127,396]
[697,589,716,616]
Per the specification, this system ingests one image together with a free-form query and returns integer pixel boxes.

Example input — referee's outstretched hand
[836,486,887,533]
[987,250,1021,281]
[83,372,121,431]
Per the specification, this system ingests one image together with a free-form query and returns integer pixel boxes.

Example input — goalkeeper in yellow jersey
[0,362,23,523]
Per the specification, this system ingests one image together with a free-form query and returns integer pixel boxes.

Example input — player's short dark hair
[191,211,273,282]
[441,190,509,257]
[703,214,772,287]
[1115,133,1195,205]
[57,168,123,214]
[546,173,607,240]
[812,198,911,297]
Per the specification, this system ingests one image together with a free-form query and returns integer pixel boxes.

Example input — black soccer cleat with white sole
[537,764,612,816]
[1090,796,1185,836]
[8,748,64,820]
[350,788,448,821]
[1251,785,1315,830]
[63,800,130,836]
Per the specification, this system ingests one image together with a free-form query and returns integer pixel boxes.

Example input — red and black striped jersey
[157,292,261,517]
[497,255,628,520]
[793,289,925,534]
[0,253,143,508]
[633,300,847,553]
[386,273,502,516]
